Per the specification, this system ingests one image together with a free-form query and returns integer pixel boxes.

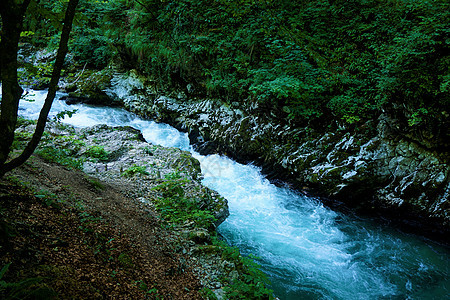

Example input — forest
[14,0,449,151]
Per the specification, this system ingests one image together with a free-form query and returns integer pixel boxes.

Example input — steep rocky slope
[5,120,273,298]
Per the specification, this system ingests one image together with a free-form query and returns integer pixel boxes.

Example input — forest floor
[0,154,204,299]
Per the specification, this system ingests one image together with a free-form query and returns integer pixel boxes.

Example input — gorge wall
[81,71,449,240]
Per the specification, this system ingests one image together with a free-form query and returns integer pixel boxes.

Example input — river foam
[17,90,450,299]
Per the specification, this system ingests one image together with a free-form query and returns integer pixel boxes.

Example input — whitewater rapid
[16,90,450,299]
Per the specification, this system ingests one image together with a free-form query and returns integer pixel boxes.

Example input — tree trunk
[0,0,79,177]
[0,1,30,169]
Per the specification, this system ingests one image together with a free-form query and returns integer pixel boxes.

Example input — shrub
[120,164,149,178]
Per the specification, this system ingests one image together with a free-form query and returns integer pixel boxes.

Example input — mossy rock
[66,69,117,106]
[172,152,202,180]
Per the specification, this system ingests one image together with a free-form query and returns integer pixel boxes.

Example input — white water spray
[16,90,450,299]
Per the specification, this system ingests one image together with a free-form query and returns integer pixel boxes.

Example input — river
[17,89,450,299]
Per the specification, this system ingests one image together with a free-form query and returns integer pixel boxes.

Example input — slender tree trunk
[0,0,79,177]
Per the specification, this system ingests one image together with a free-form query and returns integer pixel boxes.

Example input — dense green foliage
[17,0,450,143]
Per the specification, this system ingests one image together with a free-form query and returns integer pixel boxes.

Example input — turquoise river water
[17,90,450,299]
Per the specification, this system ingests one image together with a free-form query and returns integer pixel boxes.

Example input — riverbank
[1,155,203,299]
[0,119,273,299]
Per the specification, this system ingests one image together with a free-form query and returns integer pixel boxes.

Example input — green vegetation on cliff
[58,0,449,146]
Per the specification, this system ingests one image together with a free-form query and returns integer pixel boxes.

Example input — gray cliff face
[105,72,449,236]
